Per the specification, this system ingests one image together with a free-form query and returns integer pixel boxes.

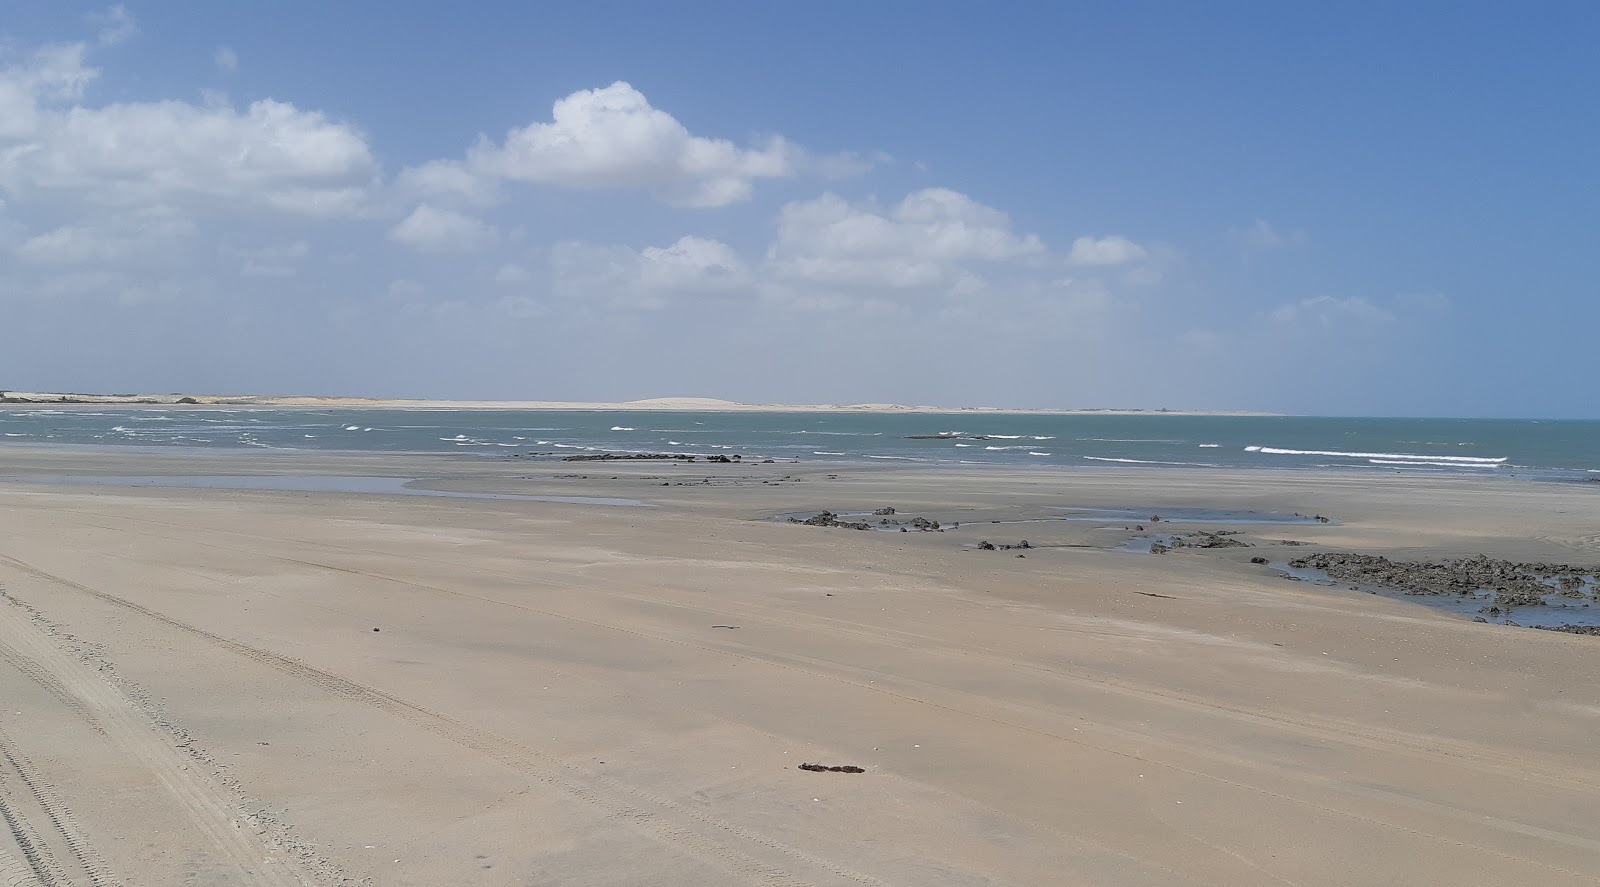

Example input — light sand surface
[0,391,1269,414]
[0,448,1597,885]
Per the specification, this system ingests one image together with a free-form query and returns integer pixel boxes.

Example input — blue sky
[1,3,1595,416]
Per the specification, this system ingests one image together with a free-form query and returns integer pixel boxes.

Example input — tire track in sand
[0,841,49,887]
[0,735,114,887]
[0,556,890,887]
[0,791,59,887]
[0,586,314,887]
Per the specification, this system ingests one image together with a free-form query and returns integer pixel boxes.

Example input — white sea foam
[344,425,361,431]
[1198,443,1220,448]
[1028,451,1052,456]
[1368,459,1498,468]
[1244,445,1505,464]
[1030,436,1055,441]
[1083,456,1208,466]
[988,434,1025,439]
[985,445,1025,451]
[954,443,974,447]
[611,426,635,431]
[813,451,846,456]
[441,435,470,441]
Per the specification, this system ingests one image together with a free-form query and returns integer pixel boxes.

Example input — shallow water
[1,475,650,507]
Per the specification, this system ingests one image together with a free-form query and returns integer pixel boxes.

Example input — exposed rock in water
[873,506,897,515]
[1250,556,1269,565]
[1287,552,1598,608]
[791,511,872,530]
[1172,531,1251,550]
[564,453,697,462]
[1534,624,1600,635]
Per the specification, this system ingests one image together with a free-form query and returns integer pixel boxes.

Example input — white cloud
[1,96,379,216]
[1270,296,1393,331]
[1066,235,1147,267]
[767,188,1043,290]
[0,39,378,218]
[461,81,855,207]
[89,6,139,47]
[16,212,194,266]
[1233,218,1306,251]
[214,46,239,74]
[394,159,501,208]
[554,234,749,309]
[389,204,498,252]
[0,44,97,139]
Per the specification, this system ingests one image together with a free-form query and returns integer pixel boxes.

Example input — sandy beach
[0,446,1597,885]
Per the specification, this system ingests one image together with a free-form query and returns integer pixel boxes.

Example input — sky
[1,2,1596,417]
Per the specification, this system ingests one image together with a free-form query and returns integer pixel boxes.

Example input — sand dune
[0,390,1269,415]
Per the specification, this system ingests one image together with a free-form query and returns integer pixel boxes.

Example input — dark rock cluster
[1287,552,1597,609]
[791,511,873,530]
[977,540,1030,551]
[1171,531,1251,550]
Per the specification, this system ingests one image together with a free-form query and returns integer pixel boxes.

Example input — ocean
[1,408,1596,481]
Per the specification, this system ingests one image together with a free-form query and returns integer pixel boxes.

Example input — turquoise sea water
[1,408,1596,480]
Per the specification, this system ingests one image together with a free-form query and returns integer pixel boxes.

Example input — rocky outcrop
[1287,552,1597,609]
[563,453,697,462]
[791,511,873,530]
[1171,531,1251,549]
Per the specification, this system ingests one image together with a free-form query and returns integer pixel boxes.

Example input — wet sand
[0,446,1597,886]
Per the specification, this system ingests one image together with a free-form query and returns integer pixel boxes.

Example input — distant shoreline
[0,392,1273,417]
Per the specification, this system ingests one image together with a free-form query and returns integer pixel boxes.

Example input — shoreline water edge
[2,406,1596,482]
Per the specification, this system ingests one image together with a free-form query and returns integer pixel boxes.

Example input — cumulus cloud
[0,44,97,139]
[0,39,379,218]
[445,81,861,207]
[1066,235,1147,267]
[389,204,498,252]
[1,98,379,216]
[394,159,501,208]
[767,188,1043,290]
